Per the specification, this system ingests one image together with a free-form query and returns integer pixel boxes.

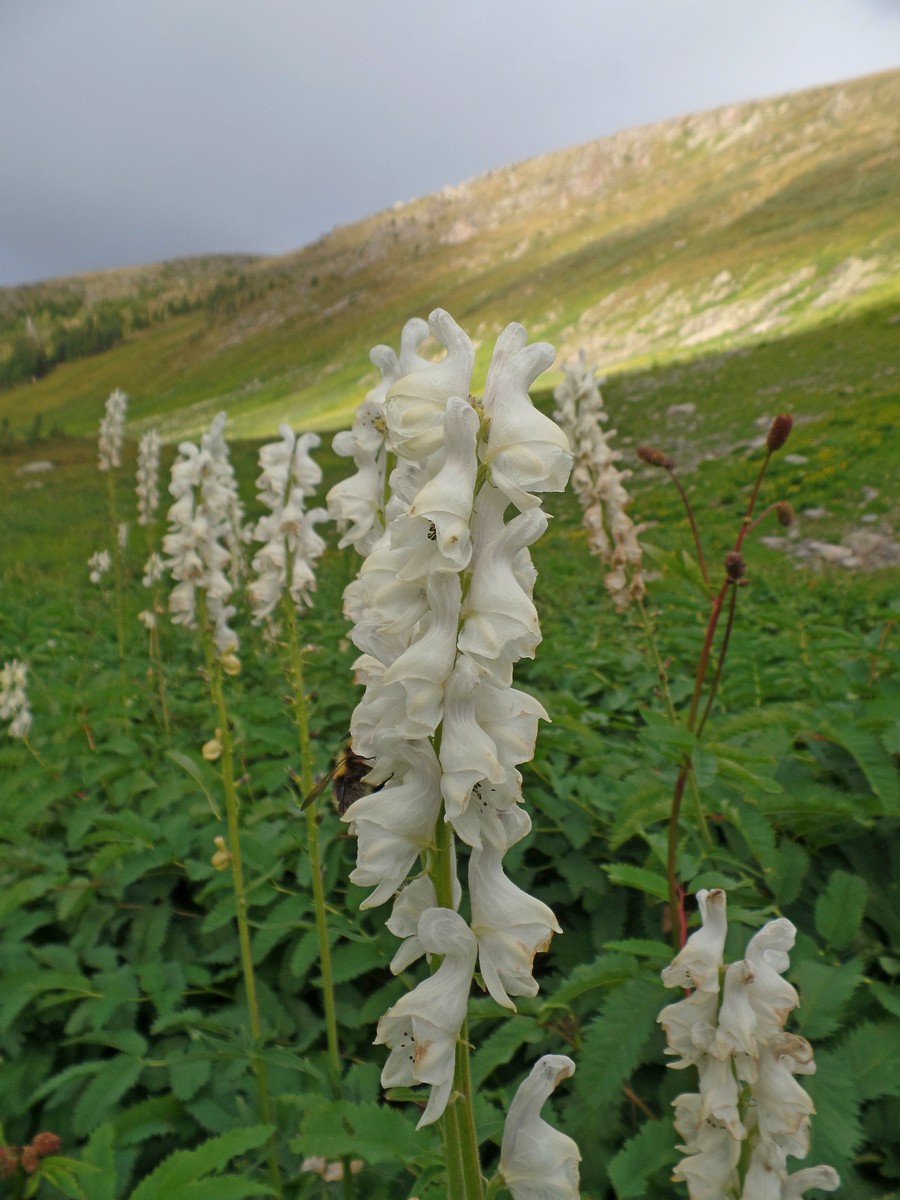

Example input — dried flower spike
[766,413,793,453]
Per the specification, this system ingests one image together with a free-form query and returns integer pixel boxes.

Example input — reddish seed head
[766,413,793,452]
[30,1133,62,1158]
[724,551,746,581]
[637,445,675,470]
[776,501,794,528]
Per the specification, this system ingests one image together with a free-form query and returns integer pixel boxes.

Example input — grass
[0,306,898,1196]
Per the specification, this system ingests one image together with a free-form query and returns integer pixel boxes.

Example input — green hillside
[0,67,898,443]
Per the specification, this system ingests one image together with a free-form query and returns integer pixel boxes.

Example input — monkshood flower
[338,308,572,1127]
[162,412,241,658]
[553,350,645,609]
[248,424,327,622]
[98,388,128,471]
[88,549,111,584]
[136,428,161,525]
[0,659,33,739]
[499,1055,580,1200]
[375,907,477,1128]
[659,890,839,1199]
[327,318,433,557]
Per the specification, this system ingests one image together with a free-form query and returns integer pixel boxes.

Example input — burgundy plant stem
[668,468,711,588]
[666,450,775,948]
[696,581,740,741]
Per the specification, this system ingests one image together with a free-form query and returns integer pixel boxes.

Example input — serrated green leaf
[841,1019,900,1102]
[128,1126,275,1199]
[73,1054,145,1136]
[818,720,900,813]
[575,974,664,1113]
[169,1055,212,1101]
[808,1046,864,1179]
[605,864,669,902]
[298,1099,433,1166]
[815,869,868,949]
[470,1016,546,1089]
[870,980,900,1021]
[608,1116,678,1198]
[178,1179,275,1200]
[603,939,672,960]
[792,958,863,1040]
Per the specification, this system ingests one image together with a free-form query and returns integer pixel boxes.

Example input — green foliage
[0,313,897,1198]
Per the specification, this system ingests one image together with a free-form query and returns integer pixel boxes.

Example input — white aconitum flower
[661,888,728,994]
[142,552,164,588]
[344,740,443,909]
[248,425,326,621]
[98,388,128,471]
[328,320,433,557]
[162,413,241,655]
[661,891,838,1199]
[469,837,561,1010]
[136,428,161,525]
[481,323,571,511]
[499,1055,580,1200]
[375,907,477,1128]
[385,872,462,973]
[88,549,112,584]
[0,660,32,739]
[781,1165,840,1198]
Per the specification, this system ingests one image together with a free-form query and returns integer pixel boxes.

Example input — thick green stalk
[283,597,355,1200]
[202,630,283,1199]
[430,803,484,1200]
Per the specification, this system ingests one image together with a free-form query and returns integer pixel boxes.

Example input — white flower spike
[660,890,838,1199]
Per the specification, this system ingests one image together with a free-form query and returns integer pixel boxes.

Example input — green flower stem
[145,526,171,736]
[105,468,128,670]
[201,628,284,1200]
[430,802,484,1200]
[283,601,344,1076]
[282,597,355,1200]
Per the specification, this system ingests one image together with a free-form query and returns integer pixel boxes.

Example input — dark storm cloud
[1,0,898,286]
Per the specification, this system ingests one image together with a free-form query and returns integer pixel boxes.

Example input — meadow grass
[0,305,898,1198]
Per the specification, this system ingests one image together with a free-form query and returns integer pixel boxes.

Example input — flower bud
[776,501,794,528]
[637,445,675,470]
[211,835,232,870]
[30,1133,61,1158]
[220,652,241,676]
[202,732,223,761]
[724,552,745,581]
[766,414,793,452]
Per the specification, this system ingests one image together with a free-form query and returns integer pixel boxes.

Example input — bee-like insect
[301,744,378,816]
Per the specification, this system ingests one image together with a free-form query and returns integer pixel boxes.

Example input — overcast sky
[1,0,898,288]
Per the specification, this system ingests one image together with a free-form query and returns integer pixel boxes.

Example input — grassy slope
[0,68,898,444]
[1,296,896,597]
